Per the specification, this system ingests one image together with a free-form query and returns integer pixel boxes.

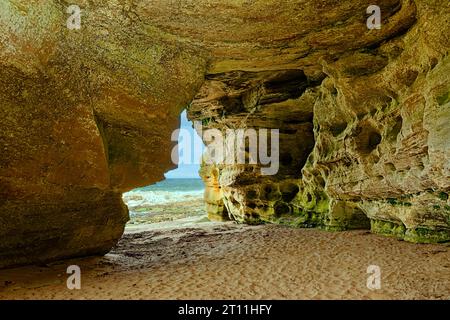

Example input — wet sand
[1,218,449,300]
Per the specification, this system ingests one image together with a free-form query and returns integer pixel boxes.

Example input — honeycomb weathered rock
[188,0,450,243]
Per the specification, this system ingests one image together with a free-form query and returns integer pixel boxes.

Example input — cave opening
[122,110,208,228]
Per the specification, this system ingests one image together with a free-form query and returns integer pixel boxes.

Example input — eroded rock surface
[0,0,449,267]
[188,0,450,243]
[0,0,206,268]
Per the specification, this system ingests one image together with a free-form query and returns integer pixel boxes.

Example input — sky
[164,110,205,179]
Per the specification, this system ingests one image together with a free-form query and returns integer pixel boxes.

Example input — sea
[122,178,205,210]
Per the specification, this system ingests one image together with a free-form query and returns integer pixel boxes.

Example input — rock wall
[0,0,449,267]
[0,0,206,268]
[188,0,450,243]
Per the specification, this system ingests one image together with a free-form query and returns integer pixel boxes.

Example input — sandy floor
[1,219,449,300]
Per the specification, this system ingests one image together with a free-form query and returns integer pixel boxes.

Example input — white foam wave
[123,189,204,208]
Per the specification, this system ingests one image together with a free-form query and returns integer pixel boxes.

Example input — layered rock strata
[188,0,450,244]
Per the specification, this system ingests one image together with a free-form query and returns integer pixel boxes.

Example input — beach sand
[1,216,449,300]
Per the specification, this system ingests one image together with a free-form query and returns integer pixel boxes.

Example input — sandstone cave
[0,0,449,300]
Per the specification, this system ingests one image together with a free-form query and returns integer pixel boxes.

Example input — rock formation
[0,0,449,268]
[188,0,450,243]
[0,0,206,268]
